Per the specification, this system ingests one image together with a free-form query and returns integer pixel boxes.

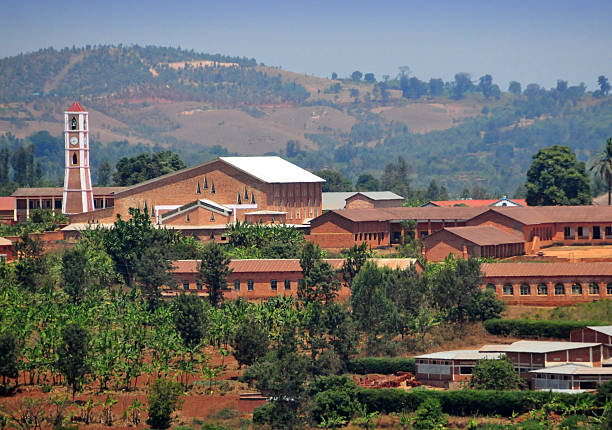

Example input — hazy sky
[2,0,611,89]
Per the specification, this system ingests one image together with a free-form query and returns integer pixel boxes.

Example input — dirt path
[43,52,86,93]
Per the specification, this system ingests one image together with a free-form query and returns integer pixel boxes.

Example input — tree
[146,378,183,430]
[285,140,301,158]
[469,356,523,390]
[172,294,207,348]
[197,242,232,307]
[508,81,522,95]
[589,137,612,205]
[349,88,359,103]
[355,174,380,191]
[58,323,89,399]
[231,314,269,367]
[61,247,90,303]
[428,78,444,96]
[452,73,473,100]
[596,75,610,98]
[351,71,363,81]
[0,330,19,388]
[381,156,411,197]
[412,397,447,430]
[113,150,186,186]
[466,289,505,321]
[341,243,369,288]
[13,232,48,292]
[96,159,112,186]
[316,169,353,192]
[363,73,375,83]
[431,256,482,322]
[299,242,341,304]
[331,72,338,80]
[525,145,592,206]
[478,74,493,99]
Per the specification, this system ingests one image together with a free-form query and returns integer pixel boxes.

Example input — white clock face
[70,137,79,146]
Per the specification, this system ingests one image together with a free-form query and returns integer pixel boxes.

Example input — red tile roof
[442,226,524,246]
[482,262,612,277]
[319,207,488,223]
[67,101,86,112]
[488,206,612,225]
[0,197,14,211]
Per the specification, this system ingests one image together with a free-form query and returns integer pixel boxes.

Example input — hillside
[1,45,611,196]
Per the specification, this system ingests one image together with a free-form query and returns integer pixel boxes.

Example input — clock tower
[62,102,94,214]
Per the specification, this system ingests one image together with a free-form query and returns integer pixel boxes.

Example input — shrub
[469,356,525,390]
[347,357,415,375]
[483,319,606,339]
[307,375,361,424]
[412,397,447,430]
[147,378,183,430]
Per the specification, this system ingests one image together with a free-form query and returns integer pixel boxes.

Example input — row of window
[490,282,612,296]
[181,279,295,292]
[354,232,385,241]
[563,226,612,240]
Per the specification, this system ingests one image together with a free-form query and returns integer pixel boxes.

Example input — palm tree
[590,137,612,205]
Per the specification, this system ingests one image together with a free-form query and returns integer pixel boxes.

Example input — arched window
[503,284,514,295]
[554,283,565,295]
[520,284,531,296]
[72,153,78,165]
[537,283,548,295]
[210,212,215,222]
[588,283,600,295]
[571,283,582,295]
[71,117,77,130]
[486,283,496,293]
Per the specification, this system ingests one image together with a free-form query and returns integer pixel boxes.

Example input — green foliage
[172,294,207,348]
[469,356,524,390]
[589,136,612,205]
[299,242,341,304]
[316,169,353,192]
[60,247,90,303]
[225,221,305,259]
[308,375,361,425]
[0,330,19,387]
[483,319,607,338]
[412,397,447,430]
[231,314,269,367]
[57,323,89,399]
[113,150,186,186]
[466,289,506,322]
[13,231,48,292]
[525,145,592,205]
[146,378,183,430]
[341,243,371,288]
[198,242,232,307]
[347,357,416,375]
[546,299,612,322]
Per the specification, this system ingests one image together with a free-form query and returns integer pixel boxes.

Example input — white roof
[587,326,612,337]
[322,191,404,211]
[415,350,504,360]
[495,340,601,354]
[220,156,324,184]
[530,364,612,375]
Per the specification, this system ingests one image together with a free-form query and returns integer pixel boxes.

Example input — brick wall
[424,230,471,261]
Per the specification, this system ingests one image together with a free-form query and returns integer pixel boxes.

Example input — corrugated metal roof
[479,344,511,352]
[491,340,600,353]
[443,226,525,246]
[586,326,612,337]
[220,156,325,183]
[530,364,612,375]
[0,197,14,211]
[11,187,125,197]
[415,350,504,360]
[482,262,612,277]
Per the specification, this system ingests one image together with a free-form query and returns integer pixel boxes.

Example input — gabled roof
[316,207,488,224]
[0,197,14,211]
[585,326,612,337]
[322,191,404,211]
[219,156,324,183]
[482,262,612,277]
[530,364,612,375]
[484,206,612,225]
[438,226,524,246]
[486,340,600,354]
[415,350,504,360]
[67,101,86,112]
[161,199,232,222]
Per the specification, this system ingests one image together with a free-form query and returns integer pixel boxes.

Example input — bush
[469,357,524,390]
[356,388,589,417]
[347,357,415,375]
[147,378,183,430]
[483,319,607,339]
[307,375,361,424]
[412,397,447,430]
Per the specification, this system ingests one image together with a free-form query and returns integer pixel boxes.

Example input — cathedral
[12,102,325,238]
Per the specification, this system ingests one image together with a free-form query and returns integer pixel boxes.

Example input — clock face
[70,137,79,146]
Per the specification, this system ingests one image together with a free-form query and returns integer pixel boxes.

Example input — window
[186,213,190,222]
[554,283,565,295]
[271,280,277,291]
[486,283,496,293]
[54,200,62,209]
[368,233,372,240]
[520,284,531,296]
[234,280,240,291]
[571,283,582,295]
[196,282,202,290]
[359,233,362,240]
[381,232,384,240]
[355,234,358,241]
[196,181,201,194]
[608,283,612,295]
[503,284,514,295]
[459,367,473,375]
[284,280,291,291]
[72,153,78,165]
[537,283,548,295]
[71,117,77,130]
[578,226,588,239]
[593,226,601,240]
[564,226,572,239]
[606,226,612,239]
[589,283,600,295]
[247,280,254,291]
[182,281,190,290]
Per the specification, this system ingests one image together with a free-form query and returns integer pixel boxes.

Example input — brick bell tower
[62,102,94,214]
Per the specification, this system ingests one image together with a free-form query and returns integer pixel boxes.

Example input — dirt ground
[540,245,612,261]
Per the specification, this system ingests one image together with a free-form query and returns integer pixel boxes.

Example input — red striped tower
[62,102,94,214]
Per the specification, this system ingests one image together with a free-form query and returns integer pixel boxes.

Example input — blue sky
[2,0,611,89]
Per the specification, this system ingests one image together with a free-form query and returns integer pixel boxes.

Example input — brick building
[68,156,324,228]
[570,326,612,364]
[0,197,15,225]
[0,237,14,262]
[168,258,421,301]
[322,191,404,211]
[414,350,504,387]
[530,365,612,390]
[480,262,612,306]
